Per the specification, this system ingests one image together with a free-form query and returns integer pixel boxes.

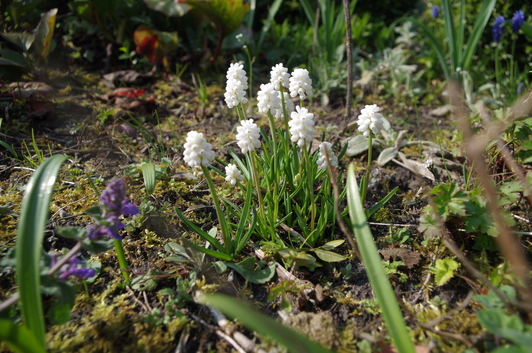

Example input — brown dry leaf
[379,248,421,269]
[27,99,55,119]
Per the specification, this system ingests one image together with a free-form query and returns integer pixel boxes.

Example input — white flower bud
[224,63,248,108]
[317,142,338,170]
[257,83,281,115]
[236,119,261,153]
[270,63,290,90]
[183,131,215,169]
[225,164,244,185]
[288,106,316,147]
[357,104,384,137]
[289,68,313,100]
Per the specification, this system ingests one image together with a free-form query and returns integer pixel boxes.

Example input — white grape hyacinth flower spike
[183,131,215,169]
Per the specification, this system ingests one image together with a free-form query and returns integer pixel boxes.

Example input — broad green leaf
[0,32,34,52]
[377,147,398,166]
[320,239,345,250]
[143,0,190,17]
[142,162,156,195]
[277,249,317,267]
[34,8,58,59]
[0,49,30,68]
[345,135,368,156]
[16,154,68,347]
[0,319,46,353]
[187,0,250,36]
[311,249,347,262]
[226,258,276,284]
[198,294,333,353]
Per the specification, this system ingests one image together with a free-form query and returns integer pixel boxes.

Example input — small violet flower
[270,63,290,91]
[512,10,525,33]
[224,62,248,108]
[317,142,338,170]
[225,164,244,186]
[431,5,439,18]
[52,253,96,280]
[357,104,385,137]
[289,68,313,100]
[492,16,505,42]
[236,119,261,153]
[517,82,525,95]
[257,83,281,115]
[274,92,295,120]
[183,131,215,169]
[289,106,316,147]
[88,179,139,240]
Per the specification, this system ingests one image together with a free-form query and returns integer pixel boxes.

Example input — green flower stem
[249,152,265,221]
[303,146,316,232]
[362,132,373,205]
[113,240,130,286]
[201,164,232,255]
[267,111,280,224]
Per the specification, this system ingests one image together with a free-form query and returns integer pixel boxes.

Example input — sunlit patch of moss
[51,178,99,221]
[46,282,189,353]
[369,206,392,223]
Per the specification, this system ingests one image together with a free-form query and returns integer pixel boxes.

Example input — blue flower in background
[492,16,505,42]
[431,5,439,18]
[517,82,525,95]
[512,10,525,33]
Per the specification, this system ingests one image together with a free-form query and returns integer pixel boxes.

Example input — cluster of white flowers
[183,131,215,169]
[225,164,244,185]
[289,68,313,100]
[257,83,281,115]
[288,106,316,147]
[274,91,294,119]
[270,63,290,90]
[317,142,338,170]
[236,119,261,153]
[357,104,385,137]
[224,62,248,108]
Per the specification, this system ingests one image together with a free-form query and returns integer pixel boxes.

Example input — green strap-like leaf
[199,294,333,353]
[347,164,415,353]
[141,162,156,195]
[16,154,68,348]
[0,320,47,353]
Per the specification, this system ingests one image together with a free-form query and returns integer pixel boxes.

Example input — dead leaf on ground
[379,248,421,269]
[102,66,156,88]
[9,81,54,99]
[27,99,55,119]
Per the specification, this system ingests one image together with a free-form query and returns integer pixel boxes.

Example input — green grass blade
[174,207,226,254]
[441,0,458,72]
[407,18,451,80]
[199,294,332,353]
[141,162,156,195]
[462,0,496,71]
[16,154,68,348]
[368,186,398,217]
[0,140,17,158]
[0,319,47,353]
[457,0,465,66]
[346,164,414,353]
[182,239,232,261]
[297,0,316,28]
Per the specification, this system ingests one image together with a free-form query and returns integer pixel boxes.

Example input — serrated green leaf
[431,259,459,286]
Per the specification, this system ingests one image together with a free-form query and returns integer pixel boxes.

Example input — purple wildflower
[492,16,505,42]
[517,82,525,95]
[512,10,525,33]
[52,253,96,280]
[431,5,439,18]
[88,179,139,241]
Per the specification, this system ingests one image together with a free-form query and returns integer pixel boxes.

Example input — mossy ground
[0,62,527,353]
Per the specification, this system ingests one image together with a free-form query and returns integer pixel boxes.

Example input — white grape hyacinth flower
[270,63,290,90]
[236,119,261,153]
[288,106,316,147]
[289,68,313,100]
[225,164,244,185]
[274,92,294,119]
[183,131,215,169]
[357,104,385,137]
[317,142,338,170]
[257,83,281,115]
[224,62,248,108]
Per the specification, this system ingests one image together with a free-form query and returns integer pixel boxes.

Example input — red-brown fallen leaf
[113,88,146,98]
[27,99,55,119]
[379,248,422,269]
